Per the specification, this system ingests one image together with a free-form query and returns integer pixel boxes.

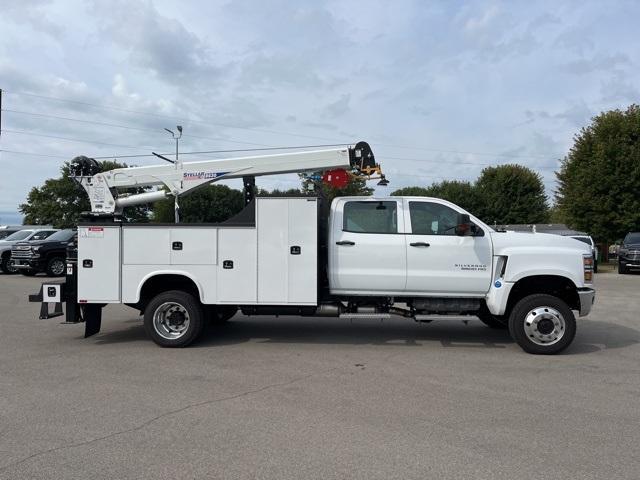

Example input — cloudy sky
[0,0,638,224]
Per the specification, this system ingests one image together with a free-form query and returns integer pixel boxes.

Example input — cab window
[343,201,398,234]
[409,202,459,235]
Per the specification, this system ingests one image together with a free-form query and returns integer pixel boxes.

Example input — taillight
[583,256,594,282]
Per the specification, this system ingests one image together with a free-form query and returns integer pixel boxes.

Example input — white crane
[70,141,384,219]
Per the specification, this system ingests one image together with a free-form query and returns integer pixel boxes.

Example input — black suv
[11,229,76,277]
[618,232,640,274]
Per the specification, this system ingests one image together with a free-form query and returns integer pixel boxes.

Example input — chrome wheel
[6,260,17,273]
[523,306,566,346]
[50,259,65,276]
[153,302,191,340]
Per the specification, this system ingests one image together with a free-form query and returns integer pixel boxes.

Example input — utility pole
[164,126,183,223]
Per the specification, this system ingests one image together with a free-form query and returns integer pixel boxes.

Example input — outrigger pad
[83,304,103,338]
[30,284,65,319]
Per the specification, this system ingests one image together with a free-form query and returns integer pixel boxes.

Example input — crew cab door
[403,199,492,295]
[329,199,406,294]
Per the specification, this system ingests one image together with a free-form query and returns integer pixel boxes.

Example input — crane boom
[70,141,382,216]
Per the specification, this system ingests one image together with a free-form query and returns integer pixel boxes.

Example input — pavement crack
[0,366,338,474]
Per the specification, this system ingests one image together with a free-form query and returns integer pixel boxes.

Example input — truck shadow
[91,316,640,354]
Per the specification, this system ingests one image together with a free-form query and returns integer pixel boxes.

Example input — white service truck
[31,142,595,354]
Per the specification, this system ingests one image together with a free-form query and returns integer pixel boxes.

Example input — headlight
[583,255,594,282]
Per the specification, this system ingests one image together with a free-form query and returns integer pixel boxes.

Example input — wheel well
[138,274,201,311]
[506,275,579,316]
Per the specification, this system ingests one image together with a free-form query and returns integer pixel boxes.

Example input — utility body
[30,142,595,354]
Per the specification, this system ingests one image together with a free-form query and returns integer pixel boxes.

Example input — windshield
[2,230,33,241]
[571,236,591,246]
[0,230,18,240]
[47,230,75,242]
[624,233,640,245]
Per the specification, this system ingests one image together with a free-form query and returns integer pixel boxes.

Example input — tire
[207,305,238,325]
[618,262,627,274]
[508,294,576,355]
[143,290,205,347]
[477,310,508,329]
[46,257,66,277]
[0,256,17,274]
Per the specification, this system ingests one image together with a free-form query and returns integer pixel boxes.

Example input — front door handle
[336,240,355,246]
[410,242,431,247]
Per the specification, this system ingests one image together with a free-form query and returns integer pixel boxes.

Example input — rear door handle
[336,240,355,246]
[410,242,430,247]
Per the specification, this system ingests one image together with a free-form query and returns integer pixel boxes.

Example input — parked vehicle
[569,235,598,273]
[0,229,58,273]
[0,225,52,240]
[31,143,596,355]
[12,229,76,277]
[618,232,640,274]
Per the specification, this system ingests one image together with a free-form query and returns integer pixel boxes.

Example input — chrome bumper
[578,288,595,317]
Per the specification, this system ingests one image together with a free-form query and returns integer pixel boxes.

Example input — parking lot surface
[0,273,639,479]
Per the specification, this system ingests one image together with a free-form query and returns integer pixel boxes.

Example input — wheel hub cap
[153,302,190,340]
[523,306,566,346]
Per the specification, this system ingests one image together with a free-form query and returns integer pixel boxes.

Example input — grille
[11,250,33,259]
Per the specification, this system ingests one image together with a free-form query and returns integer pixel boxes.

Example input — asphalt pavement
[0,272,639,479]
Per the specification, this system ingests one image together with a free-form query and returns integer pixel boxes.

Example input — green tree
[392,181,484,215]
[301,175,374,204]
[556,105,640,242]
[475,164,548,224]
[152,184,244,223]
[19,161,149,228]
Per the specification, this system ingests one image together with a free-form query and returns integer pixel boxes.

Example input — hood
[491,231,591,255]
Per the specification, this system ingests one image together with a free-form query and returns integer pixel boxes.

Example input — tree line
[19,105,640,242]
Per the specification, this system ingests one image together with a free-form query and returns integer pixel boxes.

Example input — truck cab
[329,197,493,296]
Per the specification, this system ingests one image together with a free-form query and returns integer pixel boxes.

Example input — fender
[134,270,206,304]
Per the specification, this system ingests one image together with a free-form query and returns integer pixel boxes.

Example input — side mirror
[455,213,472,236]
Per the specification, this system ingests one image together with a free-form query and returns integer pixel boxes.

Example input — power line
[93,143,348,160]
[384,155,559,170]
[1,109,277,148]
[2,129,158,150]
[4,90,564,160]
[3,90,342,142]
[0,149,69,159]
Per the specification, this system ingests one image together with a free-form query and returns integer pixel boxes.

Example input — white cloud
[0,0,639,214]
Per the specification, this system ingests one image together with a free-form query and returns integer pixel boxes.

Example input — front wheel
[1,256,17,274]
[143,290,205,347]
[46,257,66,277]
[618,262,627,274]
[508,294,576,355]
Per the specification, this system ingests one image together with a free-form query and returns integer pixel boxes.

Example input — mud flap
[82,304,103,338]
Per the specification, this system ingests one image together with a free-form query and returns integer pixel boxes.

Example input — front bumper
[13,258,44,271]
[577,288,595,317]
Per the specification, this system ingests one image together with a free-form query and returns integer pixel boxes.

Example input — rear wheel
[46,257,66,277]
[508,294,576,355]
[143,290,205,347]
